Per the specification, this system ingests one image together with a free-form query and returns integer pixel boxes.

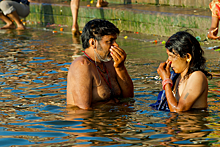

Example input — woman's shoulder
[189,71,208,82]
[191,70,206,76]
[184,71,208,92]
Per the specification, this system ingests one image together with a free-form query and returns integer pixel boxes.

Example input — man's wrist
[115,64,126,71]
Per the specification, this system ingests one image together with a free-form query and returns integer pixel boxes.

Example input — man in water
[67,19,134,109]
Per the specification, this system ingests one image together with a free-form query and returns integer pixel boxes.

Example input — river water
[0,28,219,146]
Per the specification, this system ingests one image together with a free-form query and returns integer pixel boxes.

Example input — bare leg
[0,13,16,29]
[96,0,108,7]
[71,0,80,36]
[7,11,25,30]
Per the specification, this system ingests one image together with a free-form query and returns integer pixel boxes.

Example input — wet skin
[67,34,134,109]
[157,49,208,112]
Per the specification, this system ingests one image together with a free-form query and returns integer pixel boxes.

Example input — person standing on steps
[0,0,30,30]
[71,0,108,36]
[207,0,220,40]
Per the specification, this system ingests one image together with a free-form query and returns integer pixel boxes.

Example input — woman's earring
[187,59,190,62]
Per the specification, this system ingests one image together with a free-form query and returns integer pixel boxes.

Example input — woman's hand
[157,61,172,80]
[207,28,220,40]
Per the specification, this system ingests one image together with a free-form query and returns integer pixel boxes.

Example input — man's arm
[165,71,207,112]
[67,58,93,109]
[115,66,134,98]
[110,46,134,98]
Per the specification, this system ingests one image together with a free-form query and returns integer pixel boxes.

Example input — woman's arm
[157,62,178,111]
[174,71,208,112]
[207,17,220,40]
[164,72,207,112]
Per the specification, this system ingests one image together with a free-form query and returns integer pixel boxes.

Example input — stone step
[111,0,211,8]
[25,2,212,39]
[30,0,211,8]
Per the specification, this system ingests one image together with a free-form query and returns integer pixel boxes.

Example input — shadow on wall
[40,4,55,26]
[124,0,131,4]
[99,8,104,19]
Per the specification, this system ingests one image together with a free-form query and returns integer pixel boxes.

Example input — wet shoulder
[189,71,207,82]
[187,71,208,90]
[68,56,93,75]
[70,56,92,69]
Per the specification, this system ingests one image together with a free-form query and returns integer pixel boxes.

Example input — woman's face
[166,49,190,74]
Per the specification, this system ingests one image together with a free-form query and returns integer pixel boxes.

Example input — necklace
[82,51,112,89]
[173,76,185,99]
[173,77,181,93]
[96,63,106,73]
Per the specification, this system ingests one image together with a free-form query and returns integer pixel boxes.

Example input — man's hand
[157,61,172,80]
[110,45,134,98]
[110,46,126,68]
[207,28,220,40]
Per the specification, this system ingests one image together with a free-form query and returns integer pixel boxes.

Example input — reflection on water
[0,28,219,146]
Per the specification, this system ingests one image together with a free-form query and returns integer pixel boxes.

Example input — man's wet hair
[81,19,120,49]
[165,31,212,78]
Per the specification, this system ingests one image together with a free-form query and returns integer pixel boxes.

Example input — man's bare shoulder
[70,56,91,69]
[68,56,93,75]
[71,56,90,66]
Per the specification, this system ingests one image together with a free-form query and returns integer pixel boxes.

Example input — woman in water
[156,31,212,112]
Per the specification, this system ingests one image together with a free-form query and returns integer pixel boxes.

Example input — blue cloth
[149,71,179,111]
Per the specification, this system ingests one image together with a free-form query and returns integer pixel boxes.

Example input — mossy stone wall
[26,3,211,38]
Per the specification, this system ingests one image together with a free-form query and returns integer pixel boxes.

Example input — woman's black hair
[81,19,120,49]
[165,31,212,78]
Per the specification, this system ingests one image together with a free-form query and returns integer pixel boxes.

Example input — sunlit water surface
[0,28,219,146]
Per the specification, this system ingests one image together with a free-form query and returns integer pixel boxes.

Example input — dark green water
[0,28,219,146]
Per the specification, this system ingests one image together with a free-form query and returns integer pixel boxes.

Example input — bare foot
[1,24,16,29]
[72,29,81,36]
[16,25,26,30]
[96,1,108,7]
[72,23,81,36]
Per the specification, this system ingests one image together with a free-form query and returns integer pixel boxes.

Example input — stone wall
[120,0,211,8]
[30,0,212,8]
[26,3,211,38]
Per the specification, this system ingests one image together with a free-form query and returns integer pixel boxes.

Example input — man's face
[95,34,118,62]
